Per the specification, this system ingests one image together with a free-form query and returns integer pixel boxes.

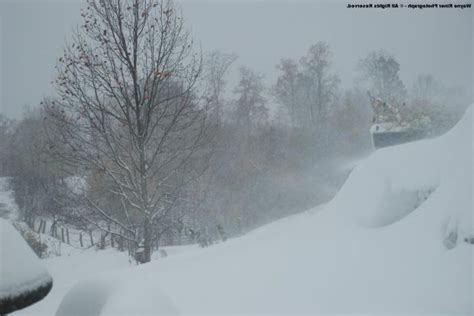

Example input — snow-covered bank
[21,106,474,315]
[0,220,53,314]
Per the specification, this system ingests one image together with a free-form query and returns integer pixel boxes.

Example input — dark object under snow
[464,235,474,245]
[371,128,427,149]
[368,92,428,149]
[135,245,146,264]
[0,281,53,314]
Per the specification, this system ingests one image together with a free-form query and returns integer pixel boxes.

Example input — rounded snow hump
[0,219,53,314]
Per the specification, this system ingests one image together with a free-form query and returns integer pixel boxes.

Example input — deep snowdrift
[52,105,472,315]
[0,219,53,313]
[333,106,472,234]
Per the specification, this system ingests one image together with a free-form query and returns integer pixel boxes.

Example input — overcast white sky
[0,0,472,118]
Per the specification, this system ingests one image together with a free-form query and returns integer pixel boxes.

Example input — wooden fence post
[79,233,83,247]
[118,236,124,251]
[36,220,42,234]
[30,216,35,230]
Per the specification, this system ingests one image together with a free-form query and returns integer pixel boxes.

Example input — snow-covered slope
[30,105,474,315]
[335,106,472,233]
[0,219,53,314]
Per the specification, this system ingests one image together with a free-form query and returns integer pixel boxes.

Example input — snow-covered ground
[14,105,474,315]
[16,245,201,316]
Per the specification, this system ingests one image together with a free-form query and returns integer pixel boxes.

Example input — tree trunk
[143,219,151,262]
[143,219,152,263]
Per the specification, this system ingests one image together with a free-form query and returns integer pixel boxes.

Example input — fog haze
[0,0,472,118]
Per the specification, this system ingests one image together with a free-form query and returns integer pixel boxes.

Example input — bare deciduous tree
[47,0,210,262]
[231,66,268,132]
[0,114,15,176]
[300,42,340,126]
[358,49,407,105]
[411,74,440,102]
[203,51,237,124]
[274,42,339,129]
[273,58,300,127]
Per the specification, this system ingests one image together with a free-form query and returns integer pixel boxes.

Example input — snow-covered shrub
[443,229,458,250]
[158,249,168,258]
[22,231,48,259]
[14,224,49,258]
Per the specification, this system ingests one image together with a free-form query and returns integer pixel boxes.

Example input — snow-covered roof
[0,219,53,313]
[370,122,411,134]
[64,176,87,195]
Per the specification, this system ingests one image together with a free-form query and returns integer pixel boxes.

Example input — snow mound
[0,219,53,313]
[56,273,178,316]
[54,277,118,316]
[332,105,472,240]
